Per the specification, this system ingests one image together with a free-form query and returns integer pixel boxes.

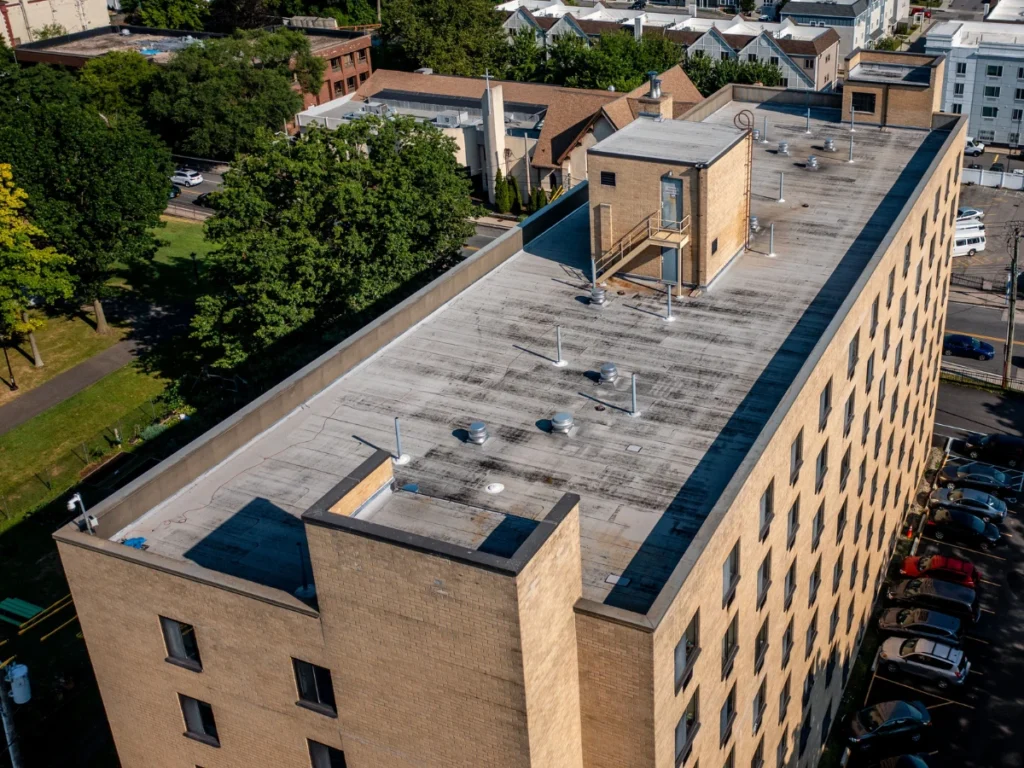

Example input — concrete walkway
[0,340,139,437]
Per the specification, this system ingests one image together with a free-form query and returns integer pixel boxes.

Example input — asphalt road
[171,169,223,207]
[944,300,1024,376]
[935,381,1024,437]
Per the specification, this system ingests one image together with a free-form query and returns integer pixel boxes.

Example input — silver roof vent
[823,137,836,152]
[752,128,762,142]
[590,285,607,306]
[647,71,661,99]
[468,421,488,445]
[551,412,574,434]
[599,363,619,385]
[778,141,789,156]
[750,215,760,233]
[806,155,819,170]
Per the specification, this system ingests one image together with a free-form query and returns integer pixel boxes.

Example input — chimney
[649,72,662,99]
[638,70,673,119]
[634,16,644,41]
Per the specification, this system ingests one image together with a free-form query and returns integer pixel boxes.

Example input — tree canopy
[682,55,783,96]
[0,65,172,329]
[122,0,209,30]
[0,164,74,347]
[191,117,476,369]
[80,51,158,118]
[148,29,324,159]
[380,0,508,76]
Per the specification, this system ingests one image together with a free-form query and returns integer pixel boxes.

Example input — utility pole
[1003,222,1024,389]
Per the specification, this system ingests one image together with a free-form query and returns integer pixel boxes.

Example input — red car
[900,555,978,588]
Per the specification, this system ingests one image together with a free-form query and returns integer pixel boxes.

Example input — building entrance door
[661,176,683,228]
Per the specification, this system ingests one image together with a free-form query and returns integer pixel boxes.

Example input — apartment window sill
[675,722,700,767]
[757,582,771,611]
[843,417,853,438]
[815,469,827,494]
[787,524,799,551]
[839,471,849,492]
[165,657,202,673]
[809,585,820,607]
[755,644,769,675]
[779,696,791,722]
[818,407,832,432]
[753,703,767,735]
[806,631,818,659]
[835,521,847,544]
[720,714,736,748]
[784,589,794,612]
[759,513,774,543]
[722,646,739,680]
[296,700,338,719]
[790,461,803,486]
[675,647,701,694]
[723,576,740,610]
[184,732,220,749]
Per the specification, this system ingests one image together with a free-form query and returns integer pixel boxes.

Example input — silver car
[877,637,969,689]
[928,487,1007,523]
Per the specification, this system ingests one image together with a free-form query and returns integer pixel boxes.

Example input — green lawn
[111,218,216,301]
[0,363,170,528]
[0,312,126,409]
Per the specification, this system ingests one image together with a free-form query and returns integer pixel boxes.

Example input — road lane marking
[978,578,1001,586]
[981,607,996,614]
[864,670,877,705]
[463,246,480,252]
[964,635,990,644]
[920,537,1007,561]
[946,330,1024,348]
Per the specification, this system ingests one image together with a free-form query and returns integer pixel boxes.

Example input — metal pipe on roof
[554,326,567,367]
[630,373,639,417]
[805,107,811,134]
[769,222,776,258]
[778,171,785,203]
[849,136,855,163]
[665,283,675,322]
[394,417,410,464]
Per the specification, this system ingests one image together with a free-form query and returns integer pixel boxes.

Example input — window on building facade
[987,65,1003,77]
[870,296,879,336]
[984,85,1001,98]
[953,83,964,96]
[791,429,803,483]
[760,481,775,539]
[851,92,876,113]
[983,106,999,118]
[843,392,855,437]
[179,694,219,746]
[777,730,789,768]
[819,379,832,430]
[755,616,770,672]
[758,550,772,608]
[720,685,737,745]
[782,619,794,669]
[832,551,844,594]
[848,331,859,378]
[723,614,739,677]
[787,497,799,550]
[771,56,780,66]
[675,611,700,689]
[160,617,202,670]
[309,740,348,768]
[293,659,337,715]
[676,690,700,761]
[600,171,616,187]
[805,608,819,657]
[951,103,963,114]
[956,62,967,75]
[723,542,741,606]
[815,441,828,492]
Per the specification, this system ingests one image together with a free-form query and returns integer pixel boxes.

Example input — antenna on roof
[484,68,492,93]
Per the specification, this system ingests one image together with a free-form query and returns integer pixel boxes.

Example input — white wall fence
[962,166,1024,191]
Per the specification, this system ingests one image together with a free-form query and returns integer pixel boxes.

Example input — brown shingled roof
[354,69,622,169]
[626,64,703,105]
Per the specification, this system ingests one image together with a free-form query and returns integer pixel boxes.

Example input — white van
[955,220,985,234]
[965,137,985,156]
[954,233,986,257]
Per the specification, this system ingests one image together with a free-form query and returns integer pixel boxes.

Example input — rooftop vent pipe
[806,155,819,170]
[468,421,488,445]
[750,215,760,233]
[823,137,836,152]
[778,141,789,156]
[648,71,661,99]
[551,412,574,434]
[599,363,619,385]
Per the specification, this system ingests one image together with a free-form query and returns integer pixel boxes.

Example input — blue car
[943,334,994,361]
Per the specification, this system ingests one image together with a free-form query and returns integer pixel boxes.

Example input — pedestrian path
[0,340,139,437]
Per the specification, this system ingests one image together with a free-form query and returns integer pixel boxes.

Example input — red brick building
[304,32,373,107]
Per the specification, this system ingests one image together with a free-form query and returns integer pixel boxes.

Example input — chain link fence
[0,398,174,530]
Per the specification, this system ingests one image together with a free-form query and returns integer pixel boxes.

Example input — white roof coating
[115,102,944,615]
[927,19,1024,46]
[588,117,746,166]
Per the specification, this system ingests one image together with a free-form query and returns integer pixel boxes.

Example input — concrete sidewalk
[0,340,139,437]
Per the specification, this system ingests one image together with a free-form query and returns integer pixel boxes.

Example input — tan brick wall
[57,542,339,768]
[577,612,656,768]
[306,522,532,768]
[704,137,751,282]
[517,502,585,768]
[649,120,965,768]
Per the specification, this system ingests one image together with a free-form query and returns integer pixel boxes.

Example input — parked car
[943,334,995,361]
[928,487,1007,524]
[169,184,182,200]
[960,432,1024,467]
[991,162,1006,173]
[938,461,1020,504]
[955,220,985,234]
[194,192,215,208]
[925,507,1002,550]
[900,555,978,588]
[887,578,981,624]
[876,757,931,768]
[848,700,931,751]
[956,206,984,221]
[877,637,969,689]
[171,168,204,187]
[953,233,985,257]
[878,607,962,645]
[965,137,985,156]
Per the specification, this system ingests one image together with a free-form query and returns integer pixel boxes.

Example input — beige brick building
[55,52,963,768]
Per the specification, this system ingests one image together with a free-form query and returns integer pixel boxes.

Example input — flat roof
[986,0,1024,23]
[588,117,746,166]
[848,61,932,85]
[25,30,205,63]
[115,102,944,614]
[927,19,1024,46]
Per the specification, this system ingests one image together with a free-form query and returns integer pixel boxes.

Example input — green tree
[740,0,757,13]
[33,24,67,40]
[81,51,159,118]
[506,173,523,214]
[529,186,548,213]
[0,164,74,382]
[544,33,591,86]
[208,0,271,30]
[380,0,508,76]
[682,55,783,96]
[0,66,173,334]
[873,36,904,52]
[122,0,209,30]
[503,27,545,82]
[191,118,475,369]
[494,168,511,214]
[149,30,324,158]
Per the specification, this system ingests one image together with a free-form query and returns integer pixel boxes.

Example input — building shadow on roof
[183,497,310,594]
[477,514,540,558]
[602,128,950,615]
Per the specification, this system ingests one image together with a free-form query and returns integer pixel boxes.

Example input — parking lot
[843,432,1024,768]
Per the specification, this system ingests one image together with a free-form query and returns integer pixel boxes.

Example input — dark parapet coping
[303,449,580,577]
